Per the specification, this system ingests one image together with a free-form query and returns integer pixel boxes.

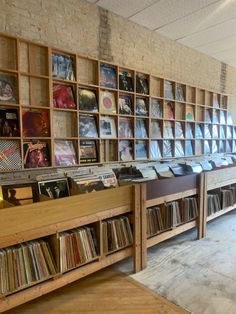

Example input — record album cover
[150,98,163,118]
[0,108,20,137]
[78,88,98,112]
[100,115,117,139]
[119,70,133,91]
[163,140,173,157]
[163,121,174,139]
[136,73,149,94]
[0,140,22,170]
[0,73,18,104]
[53,84,76,109]
[54,140,77,166]
[164,102,174,120]
[175,121,184,138]
[2,182,38,206]
[79,140,98,163]
[38,178,69,199]
[119,140,133,161]
[100,90,116,114]
[151,120,162,138]
[150,140,162,159]
[23,141,50,168]
[136,119,148,138]
[195,124,203,139]
[176,83,185,101]
[136,97,148,116]
[118,117,133,138]
[119,94,132,115]
[164,81,174,100]
[22,109,50,137]
[52,53,75,81]
[185,105,195,121]
[135,140,147,159]
[175,140,184,157]
[100,64,117,89]
[185,140,193,156]
[79,114,98,138]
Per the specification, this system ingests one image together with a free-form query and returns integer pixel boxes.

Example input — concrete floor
[116,209,236,314]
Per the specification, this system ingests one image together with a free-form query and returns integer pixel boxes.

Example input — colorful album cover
[78,88,98,112]
[212,109,219,123]
[100,64,117,89]
[164,81,174,100]
[185,140,193,156]
[119,70,133,91]
[195,124,203,139]
[0,108,20,137]
[212,125,219,138]
[163,121,174,139]
[212,140,218,154]
[220,111,226,124]
[195,140,203,155]
[54,140,77,166]
[23,141,50,168]
[79,114,98,138]
[186,105,195,121]
[150,98,163,118]
[135,140,148,159]
[186,123,194,139]
[175,121,184,139]
[38,178,69,199]
[2,182,39,206]
[79,140,98,163]
[176,83,185,101]
[53,84,76,109]
[100,116,117,139]
[150,140,162,159]
[164,102,174,120]
[22,109,50,137]
[52,53,75,81]
[136,119,148,138]
[100,90,116,114]
[0,73,18,104]
[175,140,184,157]
[219,126,226,139]
[136,97,148,116]
[118,117,133,138]
[204,140,211,154]
[119,94,133,115]
[136,73,149,95]
[163,140,173,157]
[151,120,162,138]
[0,140,22,170]
[212,93,220,108]
[204,124,212,139]
[119,140,133,161]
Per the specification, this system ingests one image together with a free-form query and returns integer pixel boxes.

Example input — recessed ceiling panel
[130,0,218,30]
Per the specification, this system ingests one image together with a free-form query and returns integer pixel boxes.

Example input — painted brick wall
[1,0,236,119]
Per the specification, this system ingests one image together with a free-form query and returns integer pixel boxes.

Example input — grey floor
[116,210,236,314]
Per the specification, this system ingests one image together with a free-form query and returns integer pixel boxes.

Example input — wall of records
[0,32,236,172]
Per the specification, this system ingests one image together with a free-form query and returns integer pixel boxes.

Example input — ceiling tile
[212,46,236,60]
[197,34,236,55]
[95,0,158,18]
[157,0,236,40]
[130,0,217,30]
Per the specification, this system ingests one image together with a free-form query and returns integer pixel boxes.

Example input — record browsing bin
[0,32,236,173]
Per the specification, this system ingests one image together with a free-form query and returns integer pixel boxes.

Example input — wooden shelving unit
[201,165,236,237]
[0,32,236,172]
[0,184,142,312]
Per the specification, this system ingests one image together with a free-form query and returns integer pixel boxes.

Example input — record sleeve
[151,120,162,138]
[100,116,117,139]
[54,140,77,166]
[22,109,50,137]
[163,121,174,139]
[2,182,38,206]
[119,140,133,161]
[195,140,203,155]
[150,98,163,118]
[163,140,173,157]
[150,140,162,159]
[204,140,211,154]
[204,124,212,139]
[175,121,184,138]
[219,126,226,138]
[185,140,193,156]
[204,109,211,123]
[78,88,98,112]
[175,140,184,157]
[227,113,233,125]
[185,105,195,121]
[164,102,174,120]
[136,97,148,116]
[118,117,133,138]
[0,140,22,170]
[100,64,117,89]
[79,114,98,138]
[0,108,20,137]
[119,70,133,91]
[52,53,75,81]
[227,126,233,138]
[100,90,116,114]
[0,73,18,104]
[219,140,224,153]
[212,109,219,123]
[53,84,76,109]
[119,94,132,115]
[212,140,218,154]
[23,141,50,168]
[176,83,185,101]
[195,124,203,139]
[212,125,218,138]
[136,73,149,94]
[212,93,220,108]
[164,81,174,99]
[186,123,194,139]
[226,140,232,153]
[79,140,98,163]
[136,119,148,138]
[38,178,69,199]
[220,111,226,124]
[135,140,147,159]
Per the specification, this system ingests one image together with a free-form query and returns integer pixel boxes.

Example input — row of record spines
[59,226,99,273]
[0,240,56,295]
[147,197,198,238]
[207,186,236,216]
[102,216,133,254]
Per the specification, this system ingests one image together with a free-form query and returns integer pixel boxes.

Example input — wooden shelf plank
[206,205,236,222]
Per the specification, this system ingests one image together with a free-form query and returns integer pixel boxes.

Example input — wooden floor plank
[5,268,188,314]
